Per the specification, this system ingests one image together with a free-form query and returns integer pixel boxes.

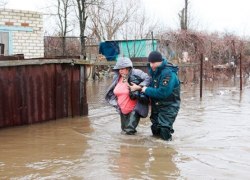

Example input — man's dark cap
[148,51,162,62]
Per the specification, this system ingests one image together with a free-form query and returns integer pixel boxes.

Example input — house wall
[0,9,44,58]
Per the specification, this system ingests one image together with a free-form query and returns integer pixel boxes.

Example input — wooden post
[200,54,203,99]
[151,31,154,50]
[239,53,242,91]
[80,65,88,116]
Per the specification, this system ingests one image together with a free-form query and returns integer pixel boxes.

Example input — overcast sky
[4,0,250,37]
[142,0,250,37]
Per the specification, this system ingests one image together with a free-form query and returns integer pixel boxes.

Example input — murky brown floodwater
[1,78,250,179]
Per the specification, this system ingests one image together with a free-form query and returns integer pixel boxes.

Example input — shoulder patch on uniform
[162,76,170,86]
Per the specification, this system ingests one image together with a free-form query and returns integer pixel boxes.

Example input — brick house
[0,9,44,58]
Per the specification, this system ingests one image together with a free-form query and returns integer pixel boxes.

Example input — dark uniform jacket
[145,60,180,116]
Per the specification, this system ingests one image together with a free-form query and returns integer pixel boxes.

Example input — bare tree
[87,0,139,41]
[43,0,156,58]
[86,0,160,58]
[74,0,100,58]
[75,0,87,58]
[0,0,8,7]
[57,0,73,55]
[184,0,188,30]
[44,0,100,57]
[179,0,189,30]
[122,5,158,40]
[119,7,160,57]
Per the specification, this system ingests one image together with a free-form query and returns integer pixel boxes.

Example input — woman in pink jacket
[105,57,151,135]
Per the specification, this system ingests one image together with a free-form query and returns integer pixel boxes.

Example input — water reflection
[113,144,179,179]
[0,117,92,179]
[175,81,250,179]
[0,78,250,179]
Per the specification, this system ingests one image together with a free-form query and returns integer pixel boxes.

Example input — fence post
[239,53,242,91]
[151,31,154,50]
[200,54,203,99]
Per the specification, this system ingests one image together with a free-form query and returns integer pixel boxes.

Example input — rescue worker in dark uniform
[130,51,181,140]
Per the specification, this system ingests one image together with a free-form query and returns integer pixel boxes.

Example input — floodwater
[1,78,250,179]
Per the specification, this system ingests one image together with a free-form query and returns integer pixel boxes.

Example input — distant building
[0,9,44,58]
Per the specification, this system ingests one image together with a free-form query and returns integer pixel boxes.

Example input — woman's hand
[128,82,142,92]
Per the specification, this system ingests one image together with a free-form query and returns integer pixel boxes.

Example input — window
[0,32,9,55]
